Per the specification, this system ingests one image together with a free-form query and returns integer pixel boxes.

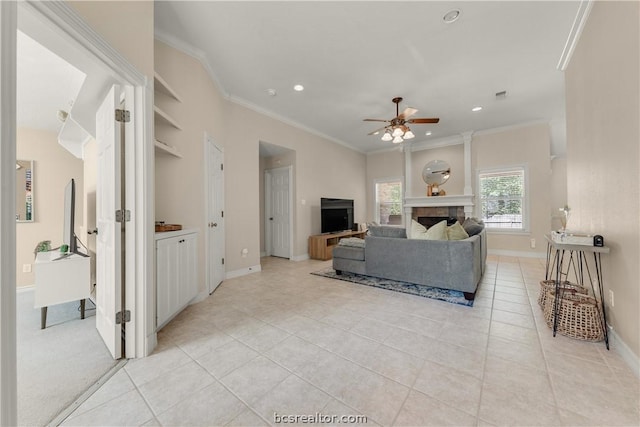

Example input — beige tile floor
[62,255,640,426]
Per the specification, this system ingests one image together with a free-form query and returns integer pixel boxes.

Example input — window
[374,179,403,226]
[478,167,527,231]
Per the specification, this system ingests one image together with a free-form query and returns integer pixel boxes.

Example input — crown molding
[24,1,145,86]
[557,0,594,71]
[228,95,363,154]
[154,30,228,99]
[474,120,549,137]
[154,31,363,154]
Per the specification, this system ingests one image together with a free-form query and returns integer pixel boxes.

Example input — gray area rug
[17,289,116,426]
[312,268,473,307]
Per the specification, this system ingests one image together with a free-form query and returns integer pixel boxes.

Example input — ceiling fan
[364,97,439,143]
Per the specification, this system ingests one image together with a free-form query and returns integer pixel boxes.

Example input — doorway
[1,2,154,424]
[205,134,225,294]
[264,166,292,259]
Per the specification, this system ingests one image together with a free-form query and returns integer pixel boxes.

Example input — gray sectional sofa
[332,226,487,300]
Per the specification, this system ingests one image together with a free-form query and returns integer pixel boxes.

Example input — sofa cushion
[463,217,485,236]
[412,219,448,241]
[368,225,407,238]
[333,245,365,261]
[447,221,470,241]
[338,237,366,248]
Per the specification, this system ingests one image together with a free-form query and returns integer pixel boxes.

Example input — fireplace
[412,206,465,227]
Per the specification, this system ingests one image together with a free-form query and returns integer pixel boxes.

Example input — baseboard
[609,327,640,378]
[291,253,310,262]
[17,285,34,293]
[190,289,210,305]
[488,249,546,259]
[145,332,157,357]
[225,264,262,279]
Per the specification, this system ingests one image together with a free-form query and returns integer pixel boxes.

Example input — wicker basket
[543,288,604,341]
[537,280,587,310]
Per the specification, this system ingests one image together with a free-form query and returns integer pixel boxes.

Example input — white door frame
[264,166,293,258]
[1,3,155,421]
[0,2,18,424]
[204,133,225,295]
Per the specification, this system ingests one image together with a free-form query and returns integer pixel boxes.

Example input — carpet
[17,288,117,426]
[311,268,474,307]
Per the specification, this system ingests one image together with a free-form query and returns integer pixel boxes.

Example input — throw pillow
[463,217,485,236]
[447,221,470,240]
[413,220,448,240]
[369,225,407,238]
[409,219,427,239]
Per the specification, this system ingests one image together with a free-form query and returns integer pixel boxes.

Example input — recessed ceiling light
[472,106,483,112]
[293,84,304,92]
[443,9,461,24]
[425,131,432,136]
[266,88,277,97]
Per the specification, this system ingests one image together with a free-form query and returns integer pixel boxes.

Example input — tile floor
[61,255,640,426]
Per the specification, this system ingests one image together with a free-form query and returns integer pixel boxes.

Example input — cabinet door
[177,233,198,307]
[156,237,180,327]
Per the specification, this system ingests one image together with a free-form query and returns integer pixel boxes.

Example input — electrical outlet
[530,238,536,249]
[609,290,615,307]
[22,264,31,273]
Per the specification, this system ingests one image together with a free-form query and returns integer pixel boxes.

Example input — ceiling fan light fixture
[392,127,404,137]
[381,132,393,142]
[392,135,404,144]
[403,129,415,139]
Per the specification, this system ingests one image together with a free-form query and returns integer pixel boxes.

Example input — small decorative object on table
[559,204,571,231]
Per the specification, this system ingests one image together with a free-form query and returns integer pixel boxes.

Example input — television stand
[309,230,366,260]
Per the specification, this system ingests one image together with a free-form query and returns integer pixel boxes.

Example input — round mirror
[422,160,451,186]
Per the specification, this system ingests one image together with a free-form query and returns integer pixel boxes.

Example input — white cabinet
[155,229,198,329]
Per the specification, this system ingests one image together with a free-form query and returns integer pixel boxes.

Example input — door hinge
[115,109,131,123]
[221,210,224,218]
[116,310,131,324]
[220,163,224,171]
[222,258,225,265]
[115,209,131,223]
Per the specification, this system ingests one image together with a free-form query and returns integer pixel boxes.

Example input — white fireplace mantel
[404,194,474,209]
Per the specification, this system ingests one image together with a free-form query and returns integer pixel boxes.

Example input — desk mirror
[16,160,34,222]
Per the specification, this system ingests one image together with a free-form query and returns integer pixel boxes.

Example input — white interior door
[95,85,122,359]
[268,167,290,258]
[206,136,224,294]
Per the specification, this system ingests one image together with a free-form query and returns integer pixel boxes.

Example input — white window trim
[373,176,404,227]
[476,164,530,234]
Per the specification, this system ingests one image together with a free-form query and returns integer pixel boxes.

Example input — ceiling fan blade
[408,118,440,124]
[398,107,418,120]
[363,118,390,122]
[367,126,389,136]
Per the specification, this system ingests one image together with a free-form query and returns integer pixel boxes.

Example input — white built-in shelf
[154,105,182,130]
[154,72,183,102]
[155,139,183,158]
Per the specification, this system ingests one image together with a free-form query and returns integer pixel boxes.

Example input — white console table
[34,251,91,329]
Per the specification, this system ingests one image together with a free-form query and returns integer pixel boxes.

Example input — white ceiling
[154,1,581,155]
[17,30,86,133]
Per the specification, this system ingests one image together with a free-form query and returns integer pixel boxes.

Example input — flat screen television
[62,178,87,257]
[321,197,354,234]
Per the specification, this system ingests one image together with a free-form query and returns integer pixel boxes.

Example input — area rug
[311,268,473,307]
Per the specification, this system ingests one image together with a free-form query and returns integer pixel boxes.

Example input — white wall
[472,124,552,255]
[16,128,84,287]
[365,150,404,223]
[565,1,639,361]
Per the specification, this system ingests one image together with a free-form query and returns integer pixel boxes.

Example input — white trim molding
[0,2,17,424]
[609,327,640,378]
[557,0,594,71]
[487,249,546,259]
[225,265,262,280]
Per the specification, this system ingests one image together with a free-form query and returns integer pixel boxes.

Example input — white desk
[34,251,91,329]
